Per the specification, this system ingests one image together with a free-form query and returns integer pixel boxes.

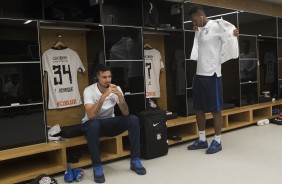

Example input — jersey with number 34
[42,48,85,109]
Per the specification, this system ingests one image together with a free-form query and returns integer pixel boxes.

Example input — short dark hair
[188,4,204,17]
[94,64,111,80]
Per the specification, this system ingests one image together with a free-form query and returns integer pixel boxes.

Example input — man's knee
[127,115,140,128]
[85,120,101,133]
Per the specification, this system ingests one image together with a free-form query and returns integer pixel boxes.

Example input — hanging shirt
[82,83,122,123]
[144,48,164,98]
[42,48,85,109]
[109,37,142,60]
[239,51,257,80]
[190,19,239,76]
[263,51,277,83]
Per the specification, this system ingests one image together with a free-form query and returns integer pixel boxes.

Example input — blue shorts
[193,73,223,112]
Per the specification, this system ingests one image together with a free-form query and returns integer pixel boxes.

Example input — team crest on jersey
[109,97,115,104]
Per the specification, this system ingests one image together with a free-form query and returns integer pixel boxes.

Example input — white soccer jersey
[144,48,164,98]
[190,19,238,76]
[42,48,85,109]
[82,83,122,123]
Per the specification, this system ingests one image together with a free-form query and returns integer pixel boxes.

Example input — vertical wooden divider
[40,29,89,127]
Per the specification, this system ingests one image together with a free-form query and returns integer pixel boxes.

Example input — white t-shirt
[42,48,85,109]
[190,19,238,76]
[144,48,164,98]
[82,83,123,123]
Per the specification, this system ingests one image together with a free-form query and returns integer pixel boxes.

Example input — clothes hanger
[53,34,67,50]
[144,42,153,49]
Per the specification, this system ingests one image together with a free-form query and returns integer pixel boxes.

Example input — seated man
[82,64,146,183]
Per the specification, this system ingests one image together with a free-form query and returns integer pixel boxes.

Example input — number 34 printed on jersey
[53,64,73,85]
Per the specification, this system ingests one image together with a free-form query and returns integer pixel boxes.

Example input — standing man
[187,4,239,154]
[82,64,146,183]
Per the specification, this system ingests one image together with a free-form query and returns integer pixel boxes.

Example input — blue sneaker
[130,158,146,175]
[206,140,222,154]
[73,168,84,182]
[93,166,105,183]
[64,165,74,183]
[187,139,208,150]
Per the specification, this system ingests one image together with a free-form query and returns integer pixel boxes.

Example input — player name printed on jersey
[144,48,164,98]
[42,48,85,109]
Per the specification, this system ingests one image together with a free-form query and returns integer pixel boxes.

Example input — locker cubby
[228,111,251,128]
[253,107,272,122]
[167,122,198,145]
[66,144,91,168]
[121,136,130,156]
[0,147,65,184]
[272,105,282,116]
[205,118,215,135]
[223,116,228,128]
[99,138,119,161]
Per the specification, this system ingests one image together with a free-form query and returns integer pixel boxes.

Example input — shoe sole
[130,167,146,175]
[206,147,222,154]
[187,145,208,150]
[94,178,105,183]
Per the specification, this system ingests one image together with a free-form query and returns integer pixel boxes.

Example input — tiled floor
[54,124,282,184]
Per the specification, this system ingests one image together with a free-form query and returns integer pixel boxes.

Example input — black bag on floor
[139,109,168,159]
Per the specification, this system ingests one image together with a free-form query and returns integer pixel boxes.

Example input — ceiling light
[24,20,32,24]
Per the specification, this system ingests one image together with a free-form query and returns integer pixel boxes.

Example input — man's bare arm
[85,94,107,120]
[117,95,129,116]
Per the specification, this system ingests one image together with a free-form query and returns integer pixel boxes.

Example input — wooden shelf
[2,97,282,184]
[0,143,62,161]
[168,134,198,145]
[167,117,196,127]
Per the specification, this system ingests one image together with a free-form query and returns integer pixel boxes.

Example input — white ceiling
[260,0,282,5]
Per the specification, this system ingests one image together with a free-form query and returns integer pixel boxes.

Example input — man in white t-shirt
[82,65,146,183]
[187,4,239,154]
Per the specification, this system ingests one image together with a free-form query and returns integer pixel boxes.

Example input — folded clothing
[257,119,269,126]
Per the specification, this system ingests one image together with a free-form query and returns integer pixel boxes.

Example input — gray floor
[54,124,282,184]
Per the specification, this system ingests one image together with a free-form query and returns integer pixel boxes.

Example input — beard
[104,83,110,88]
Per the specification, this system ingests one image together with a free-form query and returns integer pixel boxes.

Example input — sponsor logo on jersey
[146,91,156,97]
[57,99,77,107]
[52,56,68,62]
[144,55,153,59]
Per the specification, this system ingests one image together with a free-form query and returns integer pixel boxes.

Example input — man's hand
[103,84,120,97]
[109,84,122,96]
[233,28,239,37]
